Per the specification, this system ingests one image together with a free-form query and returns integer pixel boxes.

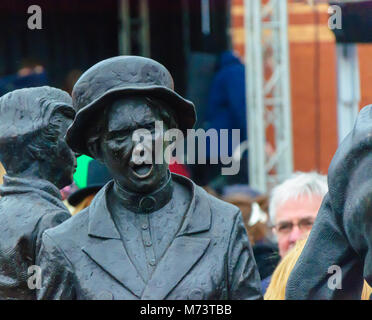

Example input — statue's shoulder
[195,187,244,241]
[328,104,372,214]
[196,185,240,219]
[43,207,89,249]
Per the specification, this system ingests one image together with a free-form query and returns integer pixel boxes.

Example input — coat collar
[0,174,66,210]
[87,180,121,239]
[174,174,212,237]
[88,173,211,239]
[113,170,173,214]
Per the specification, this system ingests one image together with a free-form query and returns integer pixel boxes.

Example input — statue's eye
[107,135,127,144]
[114,136,127,143]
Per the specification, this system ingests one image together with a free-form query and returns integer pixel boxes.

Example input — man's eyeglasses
[274,218,314,236]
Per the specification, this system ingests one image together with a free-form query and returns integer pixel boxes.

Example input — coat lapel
[82,182,146,298]
[141,236,210,300]
[141,176,212,300]
[82,239,145,298]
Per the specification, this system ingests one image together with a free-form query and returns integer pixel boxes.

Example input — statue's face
[100,97,170,193]
[49,111,77,189]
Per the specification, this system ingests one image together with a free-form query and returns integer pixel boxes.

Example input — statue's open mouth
[131,163,153,179]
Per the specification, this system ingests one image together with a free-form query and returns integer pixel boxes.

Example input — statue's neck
[6,161,51,182]
[112,172,173,214]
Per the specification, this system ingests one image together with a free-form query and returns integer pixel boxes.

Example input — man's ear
[87,136,103,163]
[27,139,51,162]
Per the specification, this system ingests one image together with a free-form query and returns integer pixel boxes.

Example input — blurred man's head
[269,172,328,258]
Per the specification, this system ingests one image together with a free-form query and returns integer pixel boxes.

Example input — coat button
[149,259,156,266]
[140,196,156,212]
[145,240,152,247]
[188,288,205,300]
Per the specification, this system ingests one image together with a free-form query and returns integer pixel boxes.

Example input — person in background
[0,58,48,96]
[264,236,372,300]
[265,238,308,300]
[224,192,280,283]
[59,69,84,205]
[261,171,328,294]
[68,160,112,215]
[202,51,248,190]
[270,171,328,258]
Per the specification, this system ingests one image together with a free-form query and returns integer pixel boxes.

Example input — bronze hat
[66,56,196,157]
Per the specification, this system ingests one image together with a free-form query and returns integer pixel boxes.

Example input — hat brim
[66,86,196,157]
[67,185,104,207]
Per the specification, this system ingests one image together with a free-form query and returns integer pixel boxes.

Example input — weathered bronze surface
[0,86,75,299]
[37,56,262,300]
[286,105,372,300]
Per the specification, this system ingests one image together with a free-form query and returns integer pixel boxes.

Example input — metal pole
[244,0,293,192]
[336,43,360,144]
[245,0,266,192]
[278,0,293,180]
[118,0,131,55]
[139,0,151,57]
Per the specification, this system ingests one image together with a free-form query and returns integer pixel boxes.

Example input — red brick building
[231,0,372,174]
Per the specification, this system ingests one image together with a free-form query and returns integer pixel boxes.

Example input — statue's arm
[342,158,372,292]
[36,231,76,300]
[226,211,263,300]
[286,194,363,299]
[287,105,372,299]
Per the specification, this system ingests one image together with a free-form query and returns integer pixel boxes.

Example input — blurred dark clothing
[222,184,261,199]
[261,275,272,295]
[286,105,372,299]
[202,51,248,187]
[0,71,48,96]
[253,241,280,281]
[253,241,280,295]
[205,51,247,145]
[0,175,70,299]
[186,52,218,130]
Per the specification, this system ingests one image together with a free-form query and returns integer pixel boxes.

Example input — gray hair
[269,171,328,224]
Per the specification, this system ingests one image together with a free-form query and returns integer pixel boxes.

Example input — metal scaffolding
[244,0,293,193]
[336,43,360,144]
